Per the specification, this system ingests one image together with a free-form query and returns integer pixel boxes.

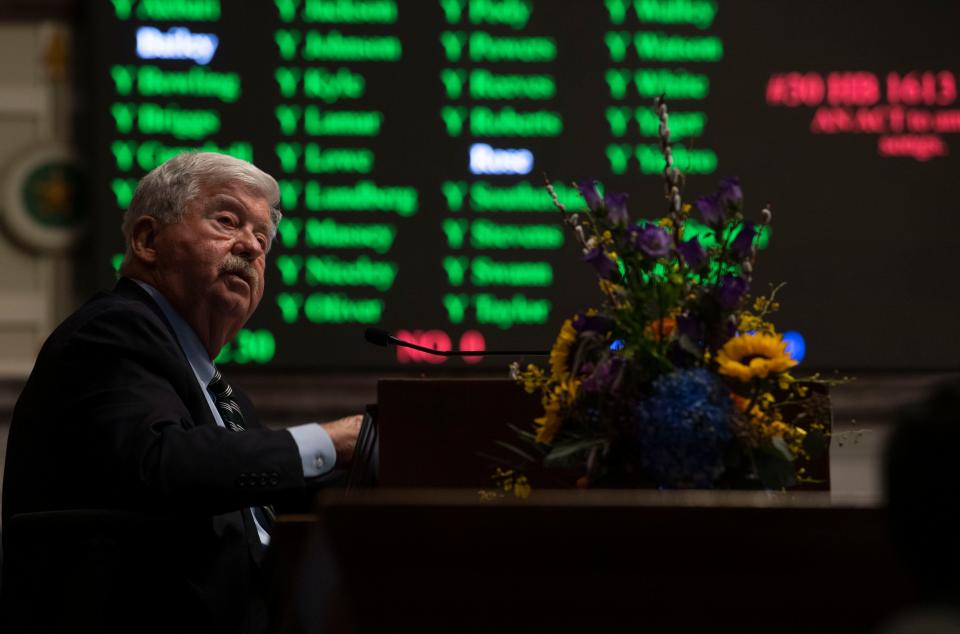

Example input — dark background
[79,0,960,371]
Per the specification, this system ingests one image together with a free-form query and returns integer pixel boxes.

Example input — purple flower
[582,357,624,393]
[696,177,744,227]
[718,177,743,207]
[576,179,602,212]
[730,221,755,258]
[630,224,672,258]
[573,312,612,333]
[583,247,617,278]
[603,191,629,226]
[677,237,706,269]
[695,193,723,227]
[716,275,748,309]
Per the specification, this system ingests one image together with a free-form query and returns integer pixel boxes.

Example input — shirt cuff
[287,423,337,477]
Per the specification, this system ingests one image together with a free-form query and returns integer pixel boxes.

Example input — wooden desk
[268,489,909,634]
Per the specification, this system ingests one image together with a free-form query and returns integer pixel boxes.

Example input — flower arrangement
[506,97,830,490]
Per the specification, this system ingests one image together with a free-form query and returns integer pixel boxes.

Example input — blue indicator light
[782,330,806,363]
[610,339,624,351]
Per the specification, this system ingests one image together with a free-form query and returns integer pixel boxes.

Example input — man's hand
[321,414,363,467]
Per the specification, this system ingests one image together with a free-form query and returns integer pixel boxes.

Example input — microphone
[363,328,547,357]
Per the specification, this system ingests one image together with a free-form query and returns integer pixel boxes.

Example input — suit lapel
[112,278,218,429]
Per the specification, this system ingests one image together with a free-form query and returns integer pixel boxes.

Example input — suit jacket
[1,278,311,633]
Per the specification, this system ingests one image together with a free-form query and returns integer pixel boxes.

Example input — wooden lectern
[267,380,901,634]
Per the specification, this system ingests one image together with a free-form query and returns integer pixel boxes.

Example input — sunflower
[549,318,577,379]
[716,332,797,382]
[534,379,580,445]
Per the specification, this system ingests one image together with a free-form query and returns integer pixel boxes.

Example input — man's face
[152,181,273,340]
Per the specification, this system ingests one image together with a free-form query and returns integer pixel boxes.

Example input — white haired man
[0,153,361,633]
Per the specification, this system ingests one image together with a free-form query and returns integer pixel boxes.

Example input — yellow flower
[519,364,545,393]
[550,319,577,379]
[716,332,797,382]
[534,397,562,444]
[533,379,579,445]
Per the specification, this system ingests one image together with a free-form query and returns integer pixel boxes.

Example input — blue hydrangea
[633,368,733,488]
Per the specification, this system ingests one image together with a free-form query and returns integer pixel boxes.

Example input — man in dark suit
[0,152,361,633]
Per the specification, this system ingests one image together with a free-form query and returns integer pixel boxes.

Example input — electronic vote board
[82,0,960,370]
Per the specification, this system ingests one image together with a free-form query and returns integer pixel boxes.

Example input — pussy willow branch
[655,95,684,247]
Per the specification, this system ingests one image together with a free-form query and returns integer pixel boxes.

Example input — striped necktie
[208,368,276,533]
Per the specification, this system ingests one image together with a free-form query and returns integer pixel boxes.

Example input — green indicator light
[276,292,304,323]
[470,180,583,212]
[302,0,399,23]
[304,144,374,174]
[440,106,468,136]
[138,103,221,140]
[110,66,135,96]
[110,103,135,133]
[633,32,723,62]
[215,329,276,365]
[304,255,398,291]
[276,107,302,136]
[440,69,467,99]
[132,0,221,21]
[276,254,302,285]
[469,106,563,137]
[605,144,631,174]
[605,107,631,135]
[110,0,134,19]
[279,217,397,252]
[304,106,383,136]
[440,31,468,62]
[303,180,418,216]
[302,30,402,61]
[277,218,302,249]
[442,293,470,323]
[442,219,469,248]
[470,219,564,249]
[116,140,252,172]
[132,66,241,103]
[471,256,552,287]
[469,31,556,62]
[111,141,136,171]
[442,181,468,211]
[442,256,470,286]
[439,0,465,23]
[605,70,630,99]
[635,109,706,139]
[111,252,124,272]
[633,68,709,100]
[474,293,551,329]
[275,68,302,99]
[468,0,533,30]
[604,31,630,62]
[275,0,299,21]
[635,144,716,175]
[604,0,629,24]
[111,178,137,208]
[274,30,303,61]
[469,69,555,100]
[304,293,384,324]
[278,179,304,209]
[634,0,718,29]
